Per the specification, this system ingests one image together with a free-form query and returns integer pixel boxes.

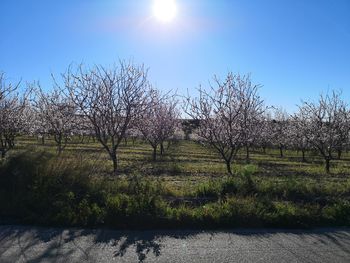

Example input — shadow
[1,225,350,263]
[97,231,162,262]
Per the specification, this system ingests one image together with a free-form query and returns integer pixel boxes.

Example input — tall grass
[0,151,349,228]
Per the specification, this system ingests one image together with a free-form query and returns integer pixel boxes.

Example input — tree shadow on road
[1,225,350,263]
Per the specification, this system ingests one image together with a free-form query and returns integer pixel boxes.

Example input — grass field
[1,136,349,228]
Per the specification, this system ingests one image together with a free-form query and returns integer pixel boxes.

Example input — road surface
[0,225,350,262]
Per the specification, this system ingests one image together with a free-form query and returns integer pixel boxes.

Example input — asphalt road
[0,225,350,263]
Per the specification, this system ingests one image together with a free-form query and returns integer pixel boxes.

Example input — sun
[152,0,177,23]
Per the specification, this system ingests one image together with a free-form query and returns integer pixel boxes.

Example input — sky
[0,0,350,112]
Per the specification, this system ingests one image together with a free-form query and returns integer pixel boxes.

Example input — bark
[7,137,15,148]
[337,149,342,160]
[279,145,284,158]
[325,157,331,173]
[160,142,164,155]
[245,145,250,163]
[111,153,118,175]
[302,150,306,162]
[55,134,63,155]
[226,160,233,176]
[152,145,157,161]
[57,144,63,155]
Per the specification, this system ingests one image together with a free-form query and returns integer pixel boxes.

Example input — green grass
[0,136,349,228]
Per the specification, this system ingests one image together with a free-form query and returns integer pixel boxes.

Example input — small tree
[290,113,310,162]
[334,108,350,159]
[256,112,273,154]
[125,128,143,146]
[0,73,25,158]
[22,102,46,144]
[33,84,78,154]
[137,95,179,161]
[295,91,348,173]
[185,73,262,175]
[181,119,200,140]
[271,108,290,158]
[64,61,152,175]
[238,78,266,163]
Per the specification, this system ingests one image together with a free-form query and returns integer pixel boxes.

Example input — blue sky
[1,0,349,112]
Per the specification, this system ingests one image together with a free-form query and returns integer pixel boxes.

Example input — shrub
[0,151,349,229]
[194,165,257,198]
[0,151,170,228]
[0,151,106,226]
[322,200,350,226]
[195,180,222,198]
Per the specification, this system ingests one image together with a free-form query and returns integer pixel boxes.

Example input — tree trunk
[55,134,63,155]
[325,157,331,173]
[107,147,118,175]
[279,145,284,158]
[111,153,118,175]
[8,139,15,148]
[302,150,306,162]
[41,136,45,145]
[152,145,157,161]
[262,146,266,154]
[160,142,164,155]
[245,145,250,163]
[57,144,63,155]
[337,149,342,160]
[226,161,233,176]
[1,150,5,159]
[124,137,127,146]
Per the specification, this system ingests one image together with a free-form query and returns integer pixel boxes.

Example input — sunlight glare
[152,0,177,23]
